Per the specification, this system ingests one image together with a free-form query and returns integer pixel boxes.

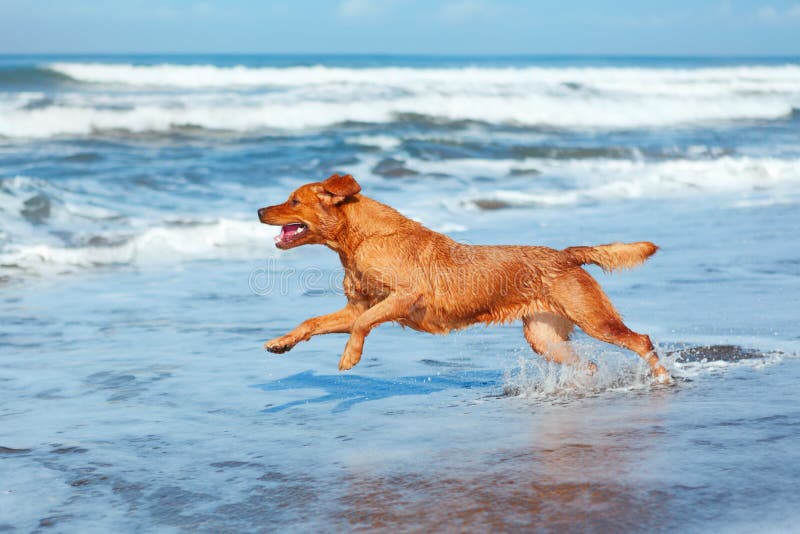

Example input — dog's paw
[264,336,297,354]
[653,365,673,385]
[337,349,361,371]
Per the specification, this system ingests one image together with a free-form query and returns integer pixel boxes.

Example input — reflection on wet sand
[336,474,672,531]
[335,395,672,531]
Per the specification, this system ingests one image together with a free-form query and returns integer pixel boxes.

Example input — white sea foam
[2,151,798,279]
[673,351,787,377]
[425,156,800,208]
[2,92,793,137]
[0,175,276,278]
[345,134,402,149]
[46,62,800,92]
[2,63,799,137]
[0,218,272,277]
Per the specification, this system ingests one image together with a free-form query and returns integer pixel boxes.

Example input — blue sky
[1,0,799,55]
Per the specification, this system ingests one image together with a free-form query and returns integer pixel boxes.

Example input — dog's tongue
[274,223,304,244]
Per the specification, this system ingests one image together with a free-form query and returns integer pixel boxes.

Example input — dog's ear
[319,174,361,204]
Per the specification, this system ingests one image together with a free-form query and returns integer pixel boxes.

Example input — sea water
[1,55,799,532]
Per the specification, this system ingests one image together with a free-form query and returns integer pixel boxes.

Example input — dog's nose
[258,208,266,220]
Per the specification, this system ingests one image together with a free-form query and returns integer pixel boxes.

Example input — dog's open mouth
[274,223,308,247]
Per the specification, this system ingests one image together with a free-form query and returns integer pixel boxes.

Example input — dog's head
[258,173,361,249]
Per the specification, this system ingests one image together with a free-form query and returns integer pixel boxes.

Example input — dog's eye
[291,198,300,206]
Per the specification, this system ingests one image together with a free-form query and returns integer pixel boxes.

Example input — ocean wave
[410,156,800,209]
[2,153,798,279]
[0,218,272,278]
[1,92,795,138]
[0,175,114,253]
[0,66,76,87]
[1,63,799,137]
[45,63,800,92]
[0,175,277,279]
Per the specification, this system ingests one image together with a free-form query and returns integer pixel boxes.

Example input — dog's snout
[258,207,266,220]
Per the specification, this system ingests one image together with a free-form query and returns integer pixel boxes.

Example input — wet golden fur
[258,174,670,380]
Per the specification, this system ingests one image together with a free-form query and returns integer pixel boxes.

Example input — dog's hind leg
[553,268,671,382]
[523,313,595,371]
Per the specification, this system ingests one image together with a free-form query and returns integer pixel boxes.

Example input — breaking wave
[0,175,274,279]
[44,62,800,91]
[1,63,799,137]
[0,218,270,277]
[435,156,800,209]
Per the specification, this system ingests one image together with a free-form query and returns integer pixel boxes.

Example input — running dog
[258,173,670,382]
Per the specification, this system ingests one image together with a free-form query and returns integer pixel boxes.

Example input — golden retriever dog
[258,173,671,382]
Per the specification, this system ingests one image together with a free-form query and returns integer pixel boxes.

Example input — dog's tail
[563,241,658,272]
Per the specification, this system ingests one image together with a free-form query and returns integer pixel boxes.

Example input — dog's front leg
[338,292,416,371]
[265,303,363,354]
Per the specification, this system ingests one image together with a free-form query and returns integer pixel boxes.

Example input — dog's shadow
[254,369,501,413]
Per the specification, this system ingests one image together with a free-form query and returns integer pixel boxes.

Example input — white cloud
[617,14,682,28]
[757,3,800,21]
[153,2,219,20]
[192,2,213,16]
[338,0,388,19]
[439,0,499,22]
[153,5,179,19]
[757,4,778,20]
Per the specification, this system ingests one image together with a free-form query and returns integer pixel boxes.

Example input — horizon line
[2,52,800,59]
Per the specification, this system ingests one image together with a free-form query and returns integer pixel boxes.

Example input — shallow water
[1,55,800,532]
